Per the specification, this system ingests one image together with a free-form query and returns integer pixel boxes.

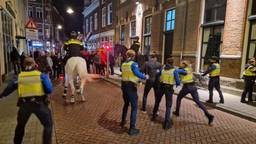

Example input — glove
[145,75,149,80]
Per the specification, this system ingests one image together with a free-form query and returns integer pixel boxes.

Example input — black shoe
[120,121,126,128]
[163,122,172,130]
[173,111,179,117]
[219,99,224,104]
[207,114,214,125]
[128,128,140,136]
[206,100,213,103]
[151,115,157,121]
[241,100,247,103]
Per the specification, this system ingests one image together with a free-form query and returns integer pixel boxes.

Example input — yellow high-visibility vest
[18,71,45,98]
[209,63,220,77]
[160,68,175,85]
[122,61,139,84]
[180,67,194,84]
[243,65,256,76]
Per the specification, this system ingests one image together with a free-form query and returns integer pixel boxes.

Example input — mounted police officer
[120,50,147,136]
[151,58,180,130]
[241,58,256,103]
[173,60,214,125]
[0,57,53,144]
[202,56,224,104]
[63,31,86,103]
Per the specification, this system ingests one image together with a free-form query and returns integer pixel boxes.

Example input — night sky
[53,0,84,34]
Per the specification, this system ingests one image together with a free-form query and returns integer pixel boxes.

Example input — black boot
[173,111,179,117]
[119,121,126,128]
[207,114,214,125]
[206,100,213,103]
[219,99,224,104]
[163,121,172,130]
[128,128,140,136]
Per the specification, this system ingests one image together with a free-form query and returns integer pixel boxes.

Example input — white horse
[63,57,98,103]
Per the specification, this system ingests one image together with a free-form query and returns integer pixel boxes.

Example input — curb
[101,77,256,123]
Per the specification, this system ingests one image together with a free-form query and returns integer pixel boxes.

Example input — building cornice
[83,0,100,17]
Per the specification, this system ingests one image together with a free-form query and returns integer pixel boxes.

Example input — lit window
[165,9,175,31]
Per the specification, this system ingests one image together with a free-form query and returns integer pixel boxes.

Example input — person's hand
[145,75,149,80]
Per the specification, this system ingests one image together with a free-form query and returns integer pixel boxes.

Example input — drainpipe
[180,0,188,60]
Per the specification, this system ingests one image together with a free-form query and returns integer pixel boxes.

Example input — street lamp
[57,25,62,30]
[66,7,74,14]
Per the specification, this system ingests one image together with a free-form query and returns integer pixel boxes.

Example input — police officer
[0,57,53,144]
[63,31,85,102]
[141,54,162,112]
[151,58,180,130]
[120,50,147,136]
[202,56,224,103]
[173,60,214,125]
[241,58,256,103]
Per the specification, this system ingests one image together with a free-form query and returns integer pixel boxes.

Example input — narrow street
[50,80,256,144]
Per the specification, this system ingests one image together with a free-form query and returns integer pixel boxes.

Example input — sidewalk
[104,68,256,122]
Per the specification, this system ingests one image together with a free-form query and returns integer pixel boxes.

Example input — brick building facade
[114,0,256,82]
[83,0,115,51]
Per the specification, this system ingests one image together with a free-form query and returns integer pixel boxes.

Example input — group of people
[120,50,222,136]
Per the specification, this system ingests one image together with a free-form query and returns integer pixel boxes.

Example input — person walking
[241,58,256,103]
[141,54,162,112]
[173,60,214,125]
[202,56,224,104]
[11,47,21,74]
[151,58,180,130]
[0,57,53,144]
[120,50,147,136]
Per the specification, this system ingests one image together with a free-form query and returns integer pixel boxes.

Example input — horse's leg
[79,77,86,102]
[63,73,69,98]
[69,76,76,103]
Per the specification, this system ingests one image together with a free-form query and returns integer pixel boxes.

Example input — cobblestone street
[51,80,256,144]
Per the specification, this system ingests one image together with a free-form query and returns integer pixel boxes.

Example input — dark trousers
[110,64,114,75]
[175,84,210,116]
[95,64,101,74]
[208,77,224,101]
[121,82,138,129]
[153,84,173,123]
[241,77,255,102]
[14,102,53,144]
[13,62,21,75]
[142,80,159,111]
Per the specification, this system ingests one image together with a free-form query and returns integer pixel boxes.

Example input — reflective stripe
[160,68,175,85]
[209,63,220,77]
[66,39,83,45]
[18,71,45,98]
[180,67,194,84]
[122,61,139,84]
[243,65,256,76]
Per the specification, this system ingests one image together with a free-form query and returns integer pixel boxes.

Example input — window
[36,7,43,19]
[200,26,223,71]
[94,13,98,30]
[102,7,107,27]
[144,16,152,56]
[107,3,113,25]
[252,0,256,15]
[130,21,136,37]
[28,7,33,17]
[247,21,256,60]
[165,9,175,31]
[86,19,89,33]
[144,16,152,35]
[204,0,227,23]
[120,25,125,45]
[90,16,93,32]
